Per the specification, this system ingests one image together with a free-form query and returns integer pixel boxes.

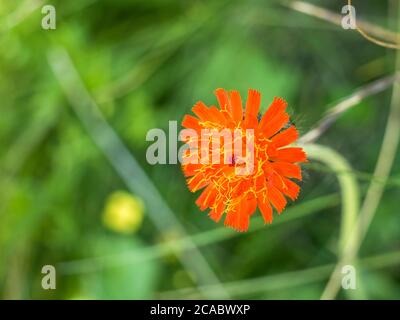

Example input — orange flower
[181,89,307,232]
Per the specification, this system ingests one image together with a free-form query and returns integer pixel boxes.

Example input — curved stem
[303,144,360,254]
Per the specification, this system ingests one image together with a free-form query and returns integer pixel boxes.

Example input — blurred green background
[0,0,399,299]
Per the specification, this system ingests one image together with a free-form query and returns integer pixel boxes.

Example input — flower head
[181,88,307,232]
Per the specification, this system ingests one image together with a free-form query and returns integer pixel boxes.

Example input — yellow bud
[102,191,144,234]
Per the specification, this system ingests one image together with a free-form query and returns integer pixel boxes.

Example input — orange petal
[244,89,261,128]
[182,115,202,131]
[244,196,258,217]
[229,90,243,124]
[280,177,300,200]
[192,101,211,122]
[209,106,227,125]
[258,97,288,136]
[270,147,307,163]
[271,125,299,148]
[271,162,302,180]
[259,112,289,139]
[257,191,273,224]
[187,172,208,192]
[209,200,225,222]
[224,209,250,232]
[182,163,201,177]
[259,97,287,126]
[196,184,217,210]
[215,88,230,112]
[267,184,287,213]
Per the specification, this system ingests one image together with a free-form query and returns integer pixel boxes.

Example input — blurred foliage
[0,0,399,299]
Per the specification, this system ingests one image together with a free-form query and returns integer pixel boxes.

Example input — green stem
[303,143,360,255]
